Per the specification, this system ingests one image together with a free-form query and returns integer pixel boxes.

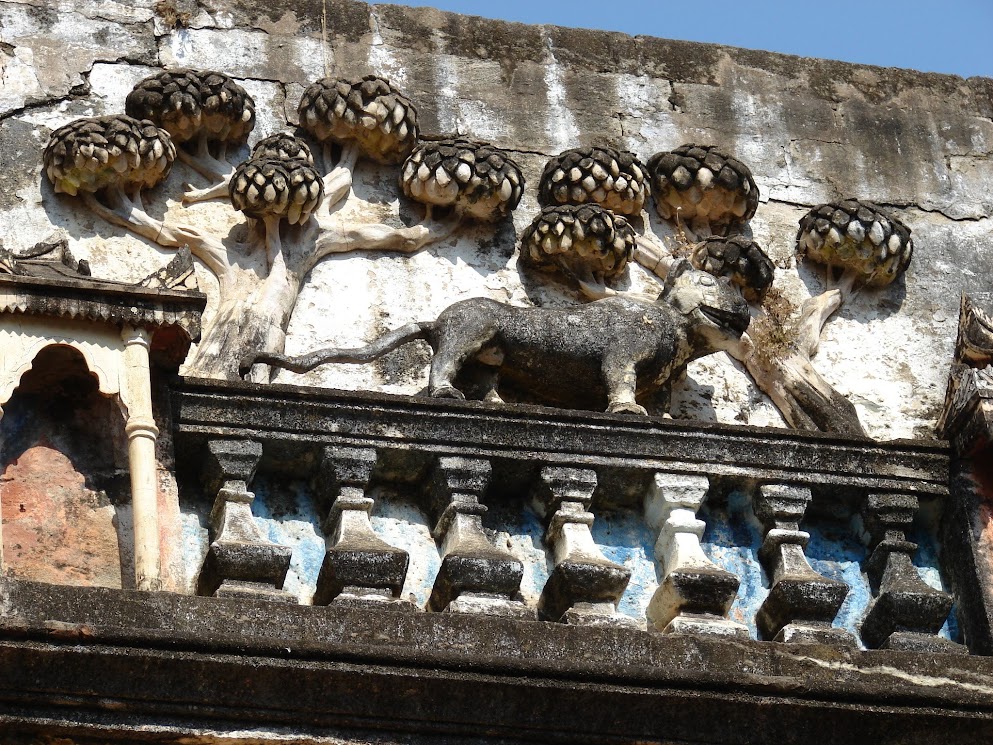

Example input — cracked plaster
[0,0,989,444]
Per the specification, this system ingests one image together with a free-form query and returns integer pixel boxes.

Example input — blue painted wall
[179,478,960,645]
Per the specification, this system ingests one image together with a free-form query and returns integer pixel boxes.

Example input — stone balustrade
[172,377,962,651]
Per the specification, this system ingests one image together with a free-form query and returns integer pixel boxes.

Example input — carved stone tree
[44,71,522,381]
[669,200,912,435]
[534,146,672,294]
[525,139,913,433]
[730,199,914,435]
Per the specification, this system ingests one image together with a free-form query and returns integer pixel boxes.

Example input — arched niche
[0,268,205,591]
[0,315,126,418]
[0,344,133,589]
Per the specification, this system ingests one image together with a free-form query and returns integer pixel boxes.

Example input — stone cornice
[0,273,206,342]
[171,377,950,500]
[0,578,989,744]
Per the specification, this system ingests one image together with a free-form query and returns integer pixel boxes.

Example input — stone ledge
[171,377,950,500]
[0,578,993,720]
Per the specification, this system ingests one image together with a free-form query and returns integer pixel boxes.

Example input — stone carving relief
[745,199,914,435]
[41,70,526,382]
[245,260,750,415]
[0,18,969,653]
[513,139,914,433]
[31,61,923,435]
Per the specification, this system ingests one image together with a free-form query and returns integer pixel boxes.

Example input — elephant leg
[429,328,497,400]
[603,359,647,415]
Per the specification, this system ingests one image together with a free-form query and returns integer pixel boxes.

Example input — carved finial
[538,146,648,216]
[954,294,993,367]
[520,204,635,298]
[647,144,758,237]
[298,75,419,164]
[43,115,176,197]
[125,69,256,147]
[796,199,913,291]
[689,235,775,303]
[399,138,524,222]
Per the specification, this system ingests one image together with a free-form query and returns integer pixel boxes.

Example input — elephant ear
[659,258,692,301]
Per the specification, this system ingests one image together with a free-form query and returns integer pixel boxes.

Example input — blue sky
[383,1,993,79]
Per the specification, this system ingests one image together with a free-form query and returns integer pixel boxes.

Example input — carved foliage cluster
[43,115,176,197]
[520,204,635,282]
[298,74,419,164]
[647,144,758,230]
[400,138,525,222]
[125,69,255,146]
[538,146,649,216]
[797,199,913,288]
[230,137,324,226]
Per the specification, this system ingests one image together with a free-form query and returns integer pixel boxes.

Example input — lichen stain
[2,443,123,588]
[252,10,301,36]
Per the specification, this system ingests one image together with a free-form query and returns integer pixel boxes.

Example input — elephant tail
[240,321,436,377]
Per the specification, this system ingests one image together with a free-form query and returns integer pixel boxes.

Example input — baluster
[196,439,293,601]
[312,446,412,609]
[427,456,531,617]
[753,484,853,644]
[532,466,634,626]
[860,493,964,653]
[644,473,747,636]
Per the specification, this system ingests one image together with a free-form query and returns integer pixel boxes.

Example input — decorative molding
[0,267,204,346]
[938,294,993,455]
[0,577,988,744]
[170,378,950,499]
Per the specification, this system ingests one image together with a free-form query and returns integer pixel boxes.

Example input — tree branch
[82,189,230,278]
[307,215,459,274]
[795,289,843,360]
[632,232,674,280]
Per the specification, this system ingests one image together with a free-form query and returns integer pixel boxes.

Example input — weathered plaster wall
[1,0,991,439]
[0,0,990,632]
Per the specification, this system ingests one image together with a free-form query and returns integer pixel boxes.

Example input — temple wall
[1,0,990,439]
[0,0,990,641]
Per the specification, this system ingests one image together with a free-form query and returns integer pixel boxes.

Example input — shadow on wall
[0,345,134,589]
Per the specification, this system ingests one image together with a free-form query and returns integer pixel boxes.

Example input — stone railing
[170,377,961,653]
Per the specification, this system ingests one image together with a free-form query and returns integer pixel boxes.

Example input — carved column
[196,439,293,602]
[312,446,411,609]
[860,493,964,652]
[531,466,633,625]
[753,484,853,644]
[644,473,747,636]
[427,456,530,617]
[121,325,161,592]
